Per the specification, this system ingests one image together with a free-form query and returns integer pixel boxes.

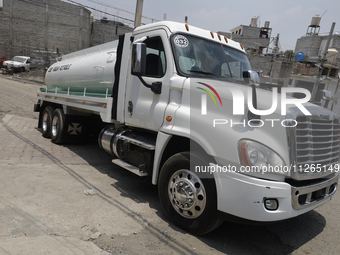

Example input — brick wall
[292,62,319,76]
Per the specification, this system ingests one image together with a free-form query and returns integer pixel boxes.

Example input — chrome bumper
[291,173,338,210]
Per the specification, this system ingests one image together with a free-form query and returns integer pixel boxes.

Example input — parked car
[3,56,31,72]
[0,54,10,68]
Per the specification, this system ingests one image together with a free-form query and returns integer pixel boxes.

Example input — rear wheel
[158,152,222,235]
[41,106,54,138]
[51,108,65,144]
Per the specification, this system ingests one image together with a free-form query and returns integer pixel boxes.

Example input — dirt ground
[1,72,340,255]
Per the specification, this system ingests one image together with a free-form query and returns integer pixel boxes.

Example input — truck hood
[3,60,24,66]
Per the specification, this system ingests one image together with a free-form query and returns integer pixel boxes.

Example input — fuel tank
[45,40,119,96]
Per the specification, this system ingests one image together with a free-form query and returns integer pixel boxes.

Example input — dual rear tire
[41,106,54,138]
[51,108,65,144]
[40,107,84,144]
[41,106,65,144]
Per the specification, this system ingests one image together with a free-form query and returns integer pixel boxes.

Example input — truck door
[125,29,172,131]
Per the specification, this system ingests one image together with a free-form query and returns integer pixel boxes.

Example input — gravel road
[0,75,40,120]
[0,73,340,255]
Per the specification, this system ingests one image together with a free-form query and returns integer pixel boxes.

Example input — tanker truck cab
[35,21,339,235]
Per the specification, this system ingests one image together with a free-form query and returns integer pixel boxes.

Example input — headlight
[238,140,289,176]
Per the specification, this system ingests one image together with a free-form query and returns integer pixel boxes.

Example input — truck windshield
[171,34,251,82]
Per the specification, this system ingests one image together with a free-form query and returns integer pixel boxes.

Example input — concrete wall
[294,35,322,62]
[278,62,293,87]
[231,26,270,53]
[220,26,270,53]
[91,20,133,46]
[0,0,92,63]
[249,55,284,79]
[0,0,134,67]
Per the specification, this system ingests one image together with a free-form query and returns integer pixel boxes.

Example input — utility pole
[330,74,340,111]
[134,0,144,28]
[275,34,279,54]
[311,22,336,102]
[269,34,279,84]
[273,34,279,55]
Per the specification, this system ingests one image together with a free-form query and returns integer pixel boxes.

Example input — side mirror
[131,43,146,76]
[243,70,260,87]
[321,90,334,109]
[321,90,334,101]
[243,70,261,122]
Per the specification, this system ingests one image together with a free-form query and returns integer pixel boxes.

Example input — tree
[284,50,294,60]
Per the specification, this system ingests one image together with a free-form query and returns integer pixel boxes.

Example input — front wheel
[158,152,222,235]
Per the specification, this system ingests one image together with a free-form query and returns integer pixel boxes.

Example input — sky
[66,0,340,52]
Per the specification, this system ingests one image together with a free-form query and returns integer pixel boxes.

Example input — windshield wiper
[188,69,222,80]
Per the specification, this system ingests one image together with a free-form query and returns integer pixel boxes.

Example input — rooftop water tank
[250,16,258,27]
[326,48,339,64]
[295,52,305,62]
[310,15,321,27]
[264,21,270,28]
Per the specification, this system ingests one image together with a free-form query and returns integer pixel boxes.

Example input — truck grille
[290,115,340,180]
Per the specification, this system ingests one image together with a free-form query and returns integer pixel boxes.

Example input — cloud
[187,7,241,32]
[283,5,321,18]
[283,5,304,17]
[266,14,278,24]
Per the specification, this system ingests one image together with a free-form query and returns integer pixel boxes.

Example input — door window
[144,37,166,77]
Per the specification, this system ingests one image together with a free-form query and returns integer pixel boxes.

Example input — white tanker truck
[34,21,339,235]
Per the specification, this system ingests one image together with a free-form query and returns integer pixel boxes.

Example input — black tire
[21,67,25,73]
[158,152,222,235]
[41,106,54,138]
[51,108,65,144]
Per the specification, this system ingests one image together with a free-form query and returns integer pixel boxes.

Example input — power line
[64,0,137,25]
[18,0,96,20]
[82,0,159,22]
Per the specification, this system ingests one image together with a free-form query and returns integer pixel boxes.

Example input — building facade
[219,17,272,54]
[294,34,340,67]
[292,17,340,114]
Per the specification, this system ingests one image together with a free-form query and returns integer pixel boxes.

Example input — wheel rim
[168,169,206,219]
[51,115,59,137]
[42,112,49,132]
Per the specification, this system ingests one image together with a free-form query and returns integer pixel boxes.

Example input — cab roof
[133,21,245,53]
